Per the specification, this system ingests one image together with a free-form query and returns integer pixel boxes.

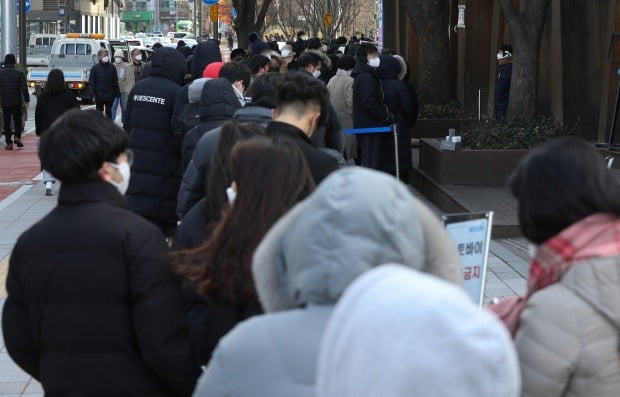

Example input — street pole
[1,0,18,57]
[19,0,27,67]
[192,1,197,34]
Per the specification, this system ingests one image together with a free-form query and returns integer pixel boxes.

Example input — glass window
[76,44,85,54]
[36,38,42,45]
[65,43,76,55]
[50,38,56,45]
[59,44,65,54]
[86,44,92,55]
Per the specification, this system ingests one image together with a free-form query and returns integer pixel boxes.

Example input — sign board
[202,0,218,5]
[209,5,218,21]
[442,211,493,306]
[16,0,31,13]
[324,13,333,27]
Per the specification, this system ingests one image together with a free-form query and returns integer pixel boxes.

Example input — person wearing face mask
[293,31,308,61]
[279,43,298,72]
[247,54,270,78]
[299,52,323,79]
[111,50,129,122]
[87,49,120,119]
[305,37,333,84]
[495,44,513,121]
[2,109,200,397]
[327,55,356,165]
[352,43,392,169]
[266,72,338,184]
[174,134,314,368]
[180,62,250,171]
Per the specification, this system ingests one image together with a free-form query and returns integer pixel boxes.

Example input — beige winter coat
[515,256,620,397]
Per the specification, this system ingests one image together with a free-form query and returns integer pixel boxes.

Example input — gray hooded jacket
[192,168,461,397]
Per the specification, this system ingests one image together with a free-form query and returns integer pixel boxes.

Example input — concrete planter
[419,138,529,185]
[413,119,472,138]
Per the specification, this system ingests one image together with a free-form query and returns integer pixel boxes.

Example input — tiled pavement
[0,99,528,395]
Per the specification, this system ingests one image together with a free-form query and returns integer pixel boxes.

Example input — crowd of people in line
[0,30,618,397]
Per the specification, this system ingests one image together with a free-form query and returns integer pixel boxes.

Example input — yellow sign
[324,13,333,27]
[210,5,219,22]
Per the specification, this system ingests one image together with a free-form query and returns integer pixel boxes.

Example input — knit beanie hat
[203,61,226,78]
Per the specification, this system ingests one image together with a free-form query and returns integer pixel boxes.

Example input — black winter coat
[267,121,338,185]
[124,47,187,230]
[0,65,29,107]
[34,89,79,136]
[1,181,200,396]
[495,62,512,116]
[176,105,273,219]
[181,78,241,171]
[190,40,222,79]
[88,61,120,103]
[352,62,391,129]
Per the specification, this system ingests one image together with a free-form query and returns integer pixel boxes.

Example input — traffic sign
[209,5,218,21]
[16,0,31,13]
[324,12,333,27]
[202,0,218,5]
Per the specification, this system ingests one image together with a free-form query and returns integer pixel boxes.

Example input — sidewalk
[0,114,527,395]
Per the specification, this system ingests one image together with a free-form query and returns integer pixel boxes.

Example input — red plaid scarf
[528,213,620,296]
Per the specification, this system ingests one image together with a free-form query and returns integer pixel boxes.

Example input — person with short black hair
[34,68,79,195]
[2,109,200,396]
[266,72,338,184]
[294,31,308,59]
[247,54,270,76]
[88,49,120,119]
[298,52,322,78]
[352,43,392,169]
[230,48,248,62]
[0,54,29,150]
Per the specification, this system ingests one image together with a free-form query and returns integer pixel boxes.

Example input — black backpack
[178,102,201,135]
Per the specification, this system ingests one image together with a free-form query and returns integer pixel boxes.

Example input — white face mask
[114,57,122,64]
[108,162,131,195]
[301,36,308,41]
[281,49,291,57]
[368,57,380,68]
[134,54,142,62]
[312,70,322,78]
[102,56,110,63]
[226,186,237,204]
[321,45,328,52]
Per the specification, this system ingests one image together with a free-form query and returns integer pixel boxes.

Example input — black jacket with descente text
[124,47,187,228]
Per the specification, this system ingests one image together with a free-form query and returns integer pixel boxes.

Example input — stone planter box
[413,119,472,139]
[419,138,529,185]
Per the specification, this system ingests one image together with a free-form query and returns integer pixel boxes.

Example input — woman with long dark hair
[177,135,315,366]
[35,68,79,195]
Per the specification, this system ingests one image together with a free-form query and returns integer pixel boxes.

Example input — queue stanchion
[344,125,400,179]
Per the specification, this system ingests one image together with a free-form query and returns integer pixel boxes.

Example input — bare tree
[498,0,550,120]
[401,0,451,104]
[232,0,274,48]
[265,0,305,39]
[294,0,361,39]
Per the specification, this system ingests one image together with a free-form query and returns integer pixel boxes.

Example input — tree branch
[255,0,274,31]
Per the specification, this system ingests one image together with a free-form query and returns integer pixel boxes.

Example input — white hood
[317,264,521,397]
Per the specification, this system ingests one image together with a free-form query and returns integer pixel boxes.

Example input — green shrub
[462,116,573,150]
[419,100,474,120]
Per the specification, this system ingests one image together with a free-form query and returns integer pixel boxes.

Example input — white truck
[25,34,64,67]
[27,33,125,103]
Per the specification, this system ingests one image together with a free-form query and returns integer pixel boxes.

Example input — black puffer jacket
[495,62,512,116]
[352,62,391,129]
[191,40,222,79]
[124,47,186,230]
[181,78,241,170]
[176,105,273,219]
[88,61,120,103]
[34,89,79,136]
[2,181,200,396]
[0,64,29,106]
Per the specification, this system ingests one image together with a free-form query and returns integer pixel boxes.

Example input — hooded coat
[191,168,461,397]
[317,264,520,397]
[181,78,242,171]
[515,255,620,397]
[124,47,186,231]
[377,56,417,179]
[351,61,391,129]
[176,105,273,219]
[172,42,223,134]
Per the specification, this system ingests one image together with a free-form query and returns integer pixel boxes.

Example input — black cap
[4,54,16,65]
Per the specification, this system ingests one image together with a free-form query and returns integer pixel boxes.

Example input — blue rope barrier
[344,126,393,135]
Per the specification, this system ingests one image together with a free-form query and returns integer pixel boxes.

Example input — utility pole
[19,0,27,66]
[1,0,18,57]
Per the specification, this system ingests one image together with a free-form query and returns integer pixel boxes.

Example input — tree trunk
[232,0,273,50]
[401,0,451,104]
[498,0,550,120]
